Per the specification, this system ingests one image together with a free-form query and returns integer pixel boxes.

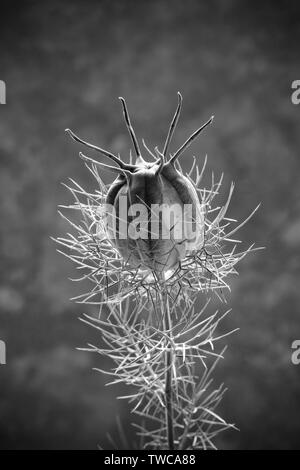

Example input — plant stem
[162,284,175,450]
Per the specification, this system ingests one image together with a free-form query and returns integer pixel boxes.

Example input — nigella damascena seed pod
[66,93,213,273]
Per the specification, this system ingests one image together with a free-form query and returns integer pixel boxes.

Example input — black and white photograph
[0,0,299,453]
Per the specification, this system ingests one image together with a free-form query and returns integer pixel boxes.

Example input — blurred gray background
[0,0,300,449]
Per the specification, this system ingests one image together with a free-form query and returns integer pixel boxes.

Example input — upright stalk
[160,279,175,450]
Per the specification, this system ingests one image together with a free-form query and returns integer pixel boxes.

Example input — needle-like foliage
[55,96,260,449]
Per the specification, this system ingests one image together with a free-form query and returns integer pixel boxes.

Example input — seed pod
[66,93,213,273]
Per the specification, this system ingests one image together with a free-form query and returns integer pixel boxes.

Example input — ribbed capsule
[66,93,213,273]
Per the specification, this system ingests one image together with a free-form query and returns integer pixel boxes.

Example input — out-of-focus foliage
[0,0,299,449]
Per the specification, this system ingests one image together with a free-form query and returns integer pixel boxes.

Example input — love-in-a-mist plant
[55,93,260,450]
